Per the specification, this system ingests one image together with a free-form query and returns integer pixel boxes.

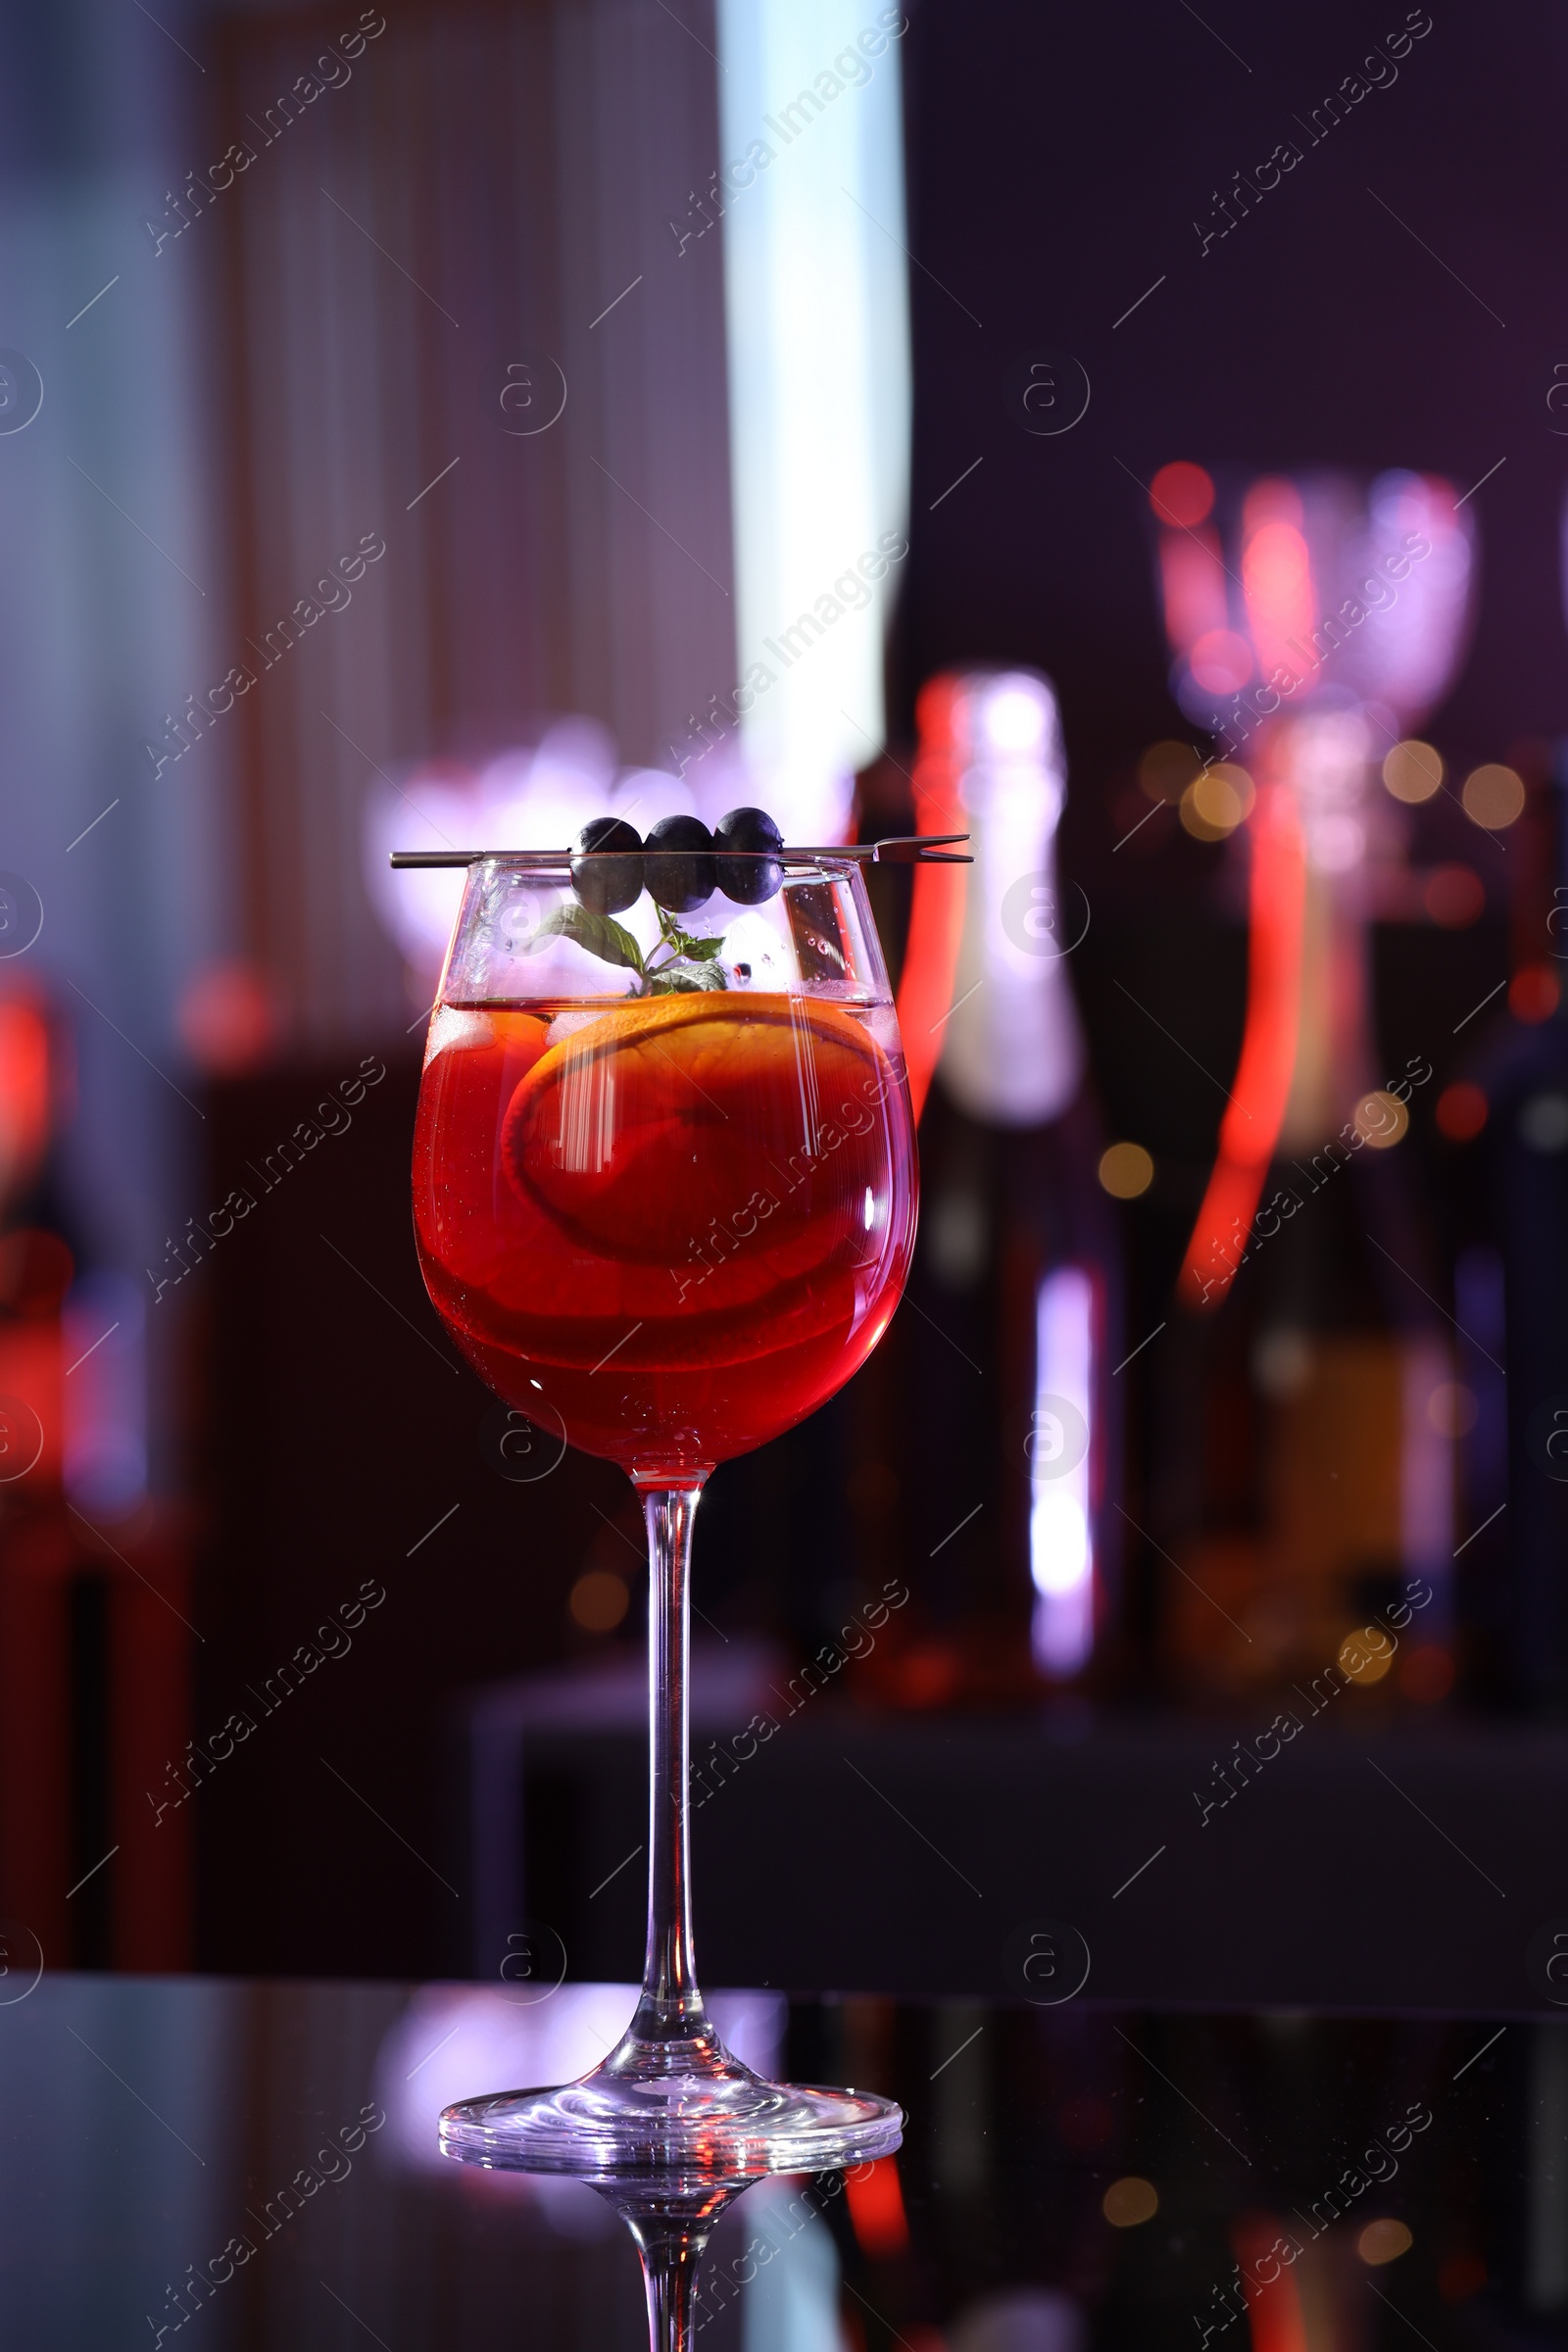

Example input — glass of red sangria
[407,812,929,2175]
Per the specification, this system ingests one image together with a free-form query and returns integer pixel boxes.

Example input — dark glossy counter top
[0,1972,1554,2348]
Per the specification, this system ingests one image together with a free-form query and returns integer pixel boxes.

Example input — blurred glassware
[1149,466,1475,1699]
[1157,465,1475,741]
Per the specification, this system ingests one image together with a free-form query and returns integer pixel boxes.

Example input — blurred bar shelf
[461,1656,1567,2018]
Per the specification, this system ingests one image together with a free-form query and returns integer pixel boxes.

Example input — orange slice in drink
[501,994,887,1261]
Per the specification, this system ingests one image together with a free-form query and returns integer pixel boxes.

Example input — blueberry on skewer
[645,814,716,912]
[713,806,784,904]
[570,817,644,914]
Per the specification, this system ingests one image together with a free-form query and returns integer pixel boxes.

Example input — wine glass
[408,838,918,2180]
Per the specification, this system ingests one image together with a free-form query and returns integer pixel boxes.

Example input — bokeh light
[1102,2176,1159,2227]
[1519,1092,1568,1151]
[1340,1630,1395,1684]
[1510,964,1560,1023]
[1401,1645,1457,1704]
[569,1570,630,1632]
[1462,762,1526,829]
[1139,739,1201,804]
[1383,740,1444,803]
[1358,2219,1413,2266]
[1188,628,1252,695]
[1423,864,1485,926]
[1352,1090,1409,1150]
[1436,1082,1488,1141]
[1150,461,1214,528]
[1180,763,1254,840]
[176,961,277,1074]
[1099,1143,1154,1199]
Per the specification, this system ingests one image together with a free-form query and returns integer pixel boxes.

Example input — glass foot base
[439,2034,904,2178]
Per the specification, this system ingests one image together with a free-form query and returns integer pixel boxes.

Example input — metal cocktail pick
[388,835,970,867]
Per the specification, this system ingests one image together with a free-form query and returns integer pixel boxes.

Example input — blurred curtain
[208,0,735,1049]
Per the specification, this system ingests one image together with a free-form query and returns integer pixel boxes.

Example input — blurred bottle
[1149,466,1473,1705]
[1163,707,1454,1702]
[879,668,1121,1701]
[0,986,187,1968]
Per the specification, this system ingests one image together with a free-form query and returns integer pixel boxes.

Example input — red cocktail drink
[411,841,935,2184]
[415,992,916,1474]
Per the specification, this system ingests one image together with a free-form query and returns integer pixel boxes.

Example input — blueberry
[713,806,784,905]
[571,817,643,914]
[645,814,716,912]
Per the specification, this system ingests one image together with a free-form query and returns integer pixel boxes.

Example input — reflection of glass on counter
[0,1972,1547,2343]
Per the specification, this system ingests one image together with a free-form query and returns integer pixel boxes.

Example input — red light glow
[1233,2215,1309,2352]
[1241,477,1304,533]
[846,2156,910,2258]
[1400,1643,1456,1702]
[176,961,276,1075]
[1243,516,1315,688]
[1439,2254,1486,2301]
[1436,1083,1487,1142]
[0,1229,74,1316]
[897,677,970,1126]
[0,995,51,1210]
[1181,784,1305,1308]
[1157,529,1229,655]
[1510,964,1560,1024]
[1150,461,1215,528]
[1189,628,1253,695]
[1059,2091,1115,2150]
[1423,865,1485,927]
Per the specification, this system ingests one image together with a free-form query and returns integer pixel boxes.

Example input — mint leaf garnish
[530,904,645,972]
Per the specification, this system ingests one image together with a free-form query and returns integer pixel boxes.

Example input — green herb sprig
[529,901,728,995]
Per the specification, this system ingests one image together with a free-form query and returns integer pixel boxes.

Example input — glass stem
[630,2215,706,2351]
[629,1479,711,2053]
